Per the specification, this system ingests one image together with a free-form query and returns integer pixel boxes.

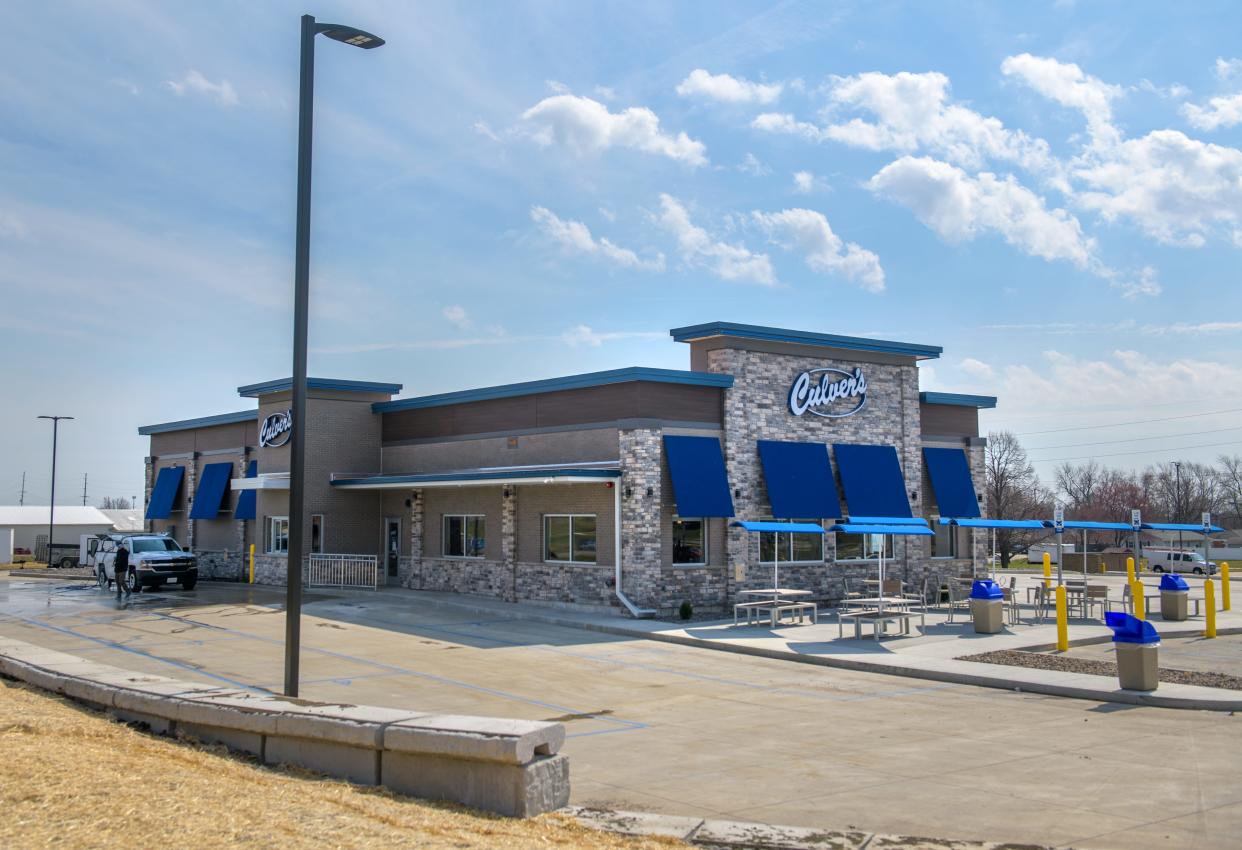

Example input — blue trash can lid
[1105,611,1161,644]
[1159,573,1189,591]
[970,579,1003,600]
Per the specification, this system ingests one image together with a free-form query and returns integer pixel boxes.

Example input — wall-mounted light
[734,488,741,499]
[909,490,918,502]
[625,487,632,498]
[646,486,654,497]
[503,488,511,499]
[404,498,412,508]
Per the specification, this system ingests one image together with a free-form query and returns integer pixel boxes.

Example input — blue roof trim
[237,377,403,398]
[331,468,620,487]
[919,392,998,409]
[138,409,256,436]
[669,322,942,360]
[372,367,734,413]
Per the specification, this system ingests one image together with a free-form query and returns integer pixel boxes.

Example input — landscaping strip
[958,649,1242,691]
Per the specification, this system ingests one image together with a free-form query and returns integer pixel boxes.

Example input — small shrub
[679,601,693,620]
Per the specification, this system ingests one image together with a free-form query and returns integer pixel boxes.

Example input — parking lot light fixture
[37,415,74,566]
[285,14,384,699]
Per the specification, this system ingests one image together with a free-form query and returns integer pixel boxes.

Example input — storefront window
[443,515,486,558]
[311,514,324,555]
[544,515,596,564]
[930,520,958,558]
[672,517,707,565]
[267,516,289,554]
[835,532,894,561]
[759,519,824,563]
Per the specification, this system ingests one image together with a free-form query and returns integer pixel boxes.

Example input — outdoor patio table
[735,589,816,626]
[836,608,926,641]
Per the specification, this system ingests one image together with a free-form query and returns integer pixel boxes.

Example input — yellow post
[1042,552,1052,587]
[1055,584,1068,651]
[1131,580,1145,620]
[1126,556,1135,583]
[248,543,255,584]
[1222,562,1231,611]
[1205,579,1217,639]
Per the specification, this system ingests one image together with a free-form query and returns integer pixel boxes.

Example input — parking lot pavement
[2,575,1241,850]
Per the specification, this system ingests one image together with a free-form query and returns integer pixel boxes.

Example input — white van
[1143,548,1217,575]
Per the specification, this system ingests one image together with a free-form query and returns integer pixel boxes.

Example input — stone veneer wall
[194,550,246,581]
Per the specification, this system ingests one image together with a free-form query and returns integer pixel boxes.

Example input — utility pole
[19,471,25,506]
[1172,461,1183,551]
[37,415,74,565]
[82,473,88,506]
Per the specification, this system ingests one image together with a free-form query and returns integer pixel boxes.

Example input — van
[1143,548,1217,575]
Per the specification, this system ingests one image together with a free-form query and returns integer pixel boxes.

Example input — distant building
[100,508,145,533]
[0,506,114,555]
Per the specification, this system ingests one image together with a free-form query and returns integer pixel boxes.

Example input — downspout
[614,480,654,618]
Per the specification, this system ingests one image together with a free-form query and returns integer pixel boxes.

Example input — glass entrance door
[385,518,400,578]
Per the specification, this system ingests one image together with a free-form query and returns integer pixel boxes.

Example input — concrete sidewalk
[396,581,1242,711]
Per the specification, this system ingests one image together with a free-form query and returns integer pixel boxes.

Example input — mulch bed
[958,649,1242,691]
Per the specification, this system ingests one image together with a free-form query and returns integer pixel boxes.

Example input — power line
[1027,425,1242,453]
[1031,439,1242,464]
[1015,407,1242,437]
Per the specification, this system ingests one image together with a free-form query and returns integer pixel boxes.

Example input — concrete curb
[411,591,1242,712]
[0,636,568,817]
[566,807,1063,849]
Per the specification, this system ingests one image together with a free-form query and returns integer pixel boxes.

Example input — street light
[285,14,384,698]
[37,415,74,565]
[1172,461,1183,551]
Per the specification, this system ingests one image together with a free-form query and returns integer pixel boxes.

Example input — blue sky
[3,0,1241,506]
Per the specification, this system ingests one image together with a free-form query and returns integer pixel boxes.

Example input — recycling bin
[969,579,1004,634]
[1159,573,1189,621]
[1105,612,1160,691]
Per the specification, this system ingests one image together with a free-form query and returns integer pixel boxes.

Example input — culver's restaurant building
[138,322,995,617]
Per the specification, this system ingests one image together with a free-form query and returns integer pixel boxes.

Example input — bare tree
[1147,461,1220,523]
[1054,460,1101,514]
[1217,455,1242,527]
[986,431,1051,567]
[99,496,132,510]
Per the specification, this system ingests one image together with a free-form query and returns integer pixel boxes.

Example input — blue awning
[145,466,185,520]
[757,440,842,519]
[663,435,734,517]
[1048,520,1133,531]
[832,444,912,518]
[941,518,1045,529]
[829,522,934,536]
[189,462,234,520]
[1141,522,1225,534]
[731,520,826,534]
[848,516,928,526]
[922,447,981,519]
[234,460,258,520]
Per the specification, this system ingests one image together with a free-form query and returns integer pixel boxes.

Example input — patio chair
[946,577,972,623]
[881,578,903,597]
[840,577,864,611]
[1084,585,1110,619]
[1000,585,1021,625]
[901,577,929,612]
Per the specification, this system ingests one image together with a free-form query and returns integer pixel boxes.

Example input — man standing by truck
[113,540,131,600]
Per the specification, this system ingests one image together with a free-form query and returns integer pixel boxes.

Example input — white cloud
[738,152,771,176]
[754,71,1055,176]
[442,305,471,330]
[868,156,1096,268]
[1072,130,1242,246]
[593,85,617,101]
[561,325,664,347]
[960,358,995,379]
[675,69,783,104]
[1000,53,1123,145]
[655,195,775,285]
[0,211,29,240]
[530,206,665,271]
[1110,266,1162,299]
[521,95,707,166]
[1143,320,1242,335]
[1138,79,1191,99]
[1182,92,1242,131]
[1215,57,1242,80]
[545,80,571,94]
[791,171,818,193]
[471,120,502,142]
[164,70,238,106]
[751,208,885,292]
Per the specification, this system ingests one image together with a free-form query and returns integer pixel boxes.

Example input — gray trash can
[1106,612,1160,691]
[969,580,1004,634]
[1159,573,1189,621]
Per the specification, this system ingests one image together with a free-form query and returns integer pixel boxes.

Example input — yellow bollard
[1126,556,1135,584]
[248,543,255,584]
[1205,579,1217,638]
[1043,552,1052,587]
[1222,562,1231,612]
[1055,584,1068,652]
[1131,580,1145,620]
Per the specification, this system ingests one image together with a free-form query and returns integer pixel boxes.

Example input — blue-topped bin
[970,579,1003,600]
[968,579,1004,634]
[1159,574,1190,621]
[1104,612,1160,691]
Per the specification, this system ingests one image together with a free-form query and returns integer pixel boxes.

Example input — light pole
[285,14,384,698]
[37,416,74,565]
[1172,461,1183,551]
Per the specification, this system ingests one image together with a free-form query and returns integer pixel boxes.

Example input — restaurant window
[311,514,324,555]
[544,514,597,564]
[443,515,486,559]
[930,520,958,559]
[672,517,707,566]
[267,516,289,554]
[759,519,824,563]
[835,532,894,561]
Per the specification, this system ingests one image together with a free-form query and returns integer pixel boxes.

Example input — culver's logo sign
[788,367,868,418]
[259,410,293,447]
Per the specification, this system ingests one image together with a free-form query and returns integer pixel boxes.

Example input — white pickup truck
[87,534,199,591]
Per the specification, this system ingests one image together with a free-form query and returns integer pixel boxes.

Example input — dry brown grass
[0,679,683,850]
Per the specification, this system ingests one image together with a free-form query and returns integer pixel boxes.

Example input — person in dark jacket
[113,542,131,599]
